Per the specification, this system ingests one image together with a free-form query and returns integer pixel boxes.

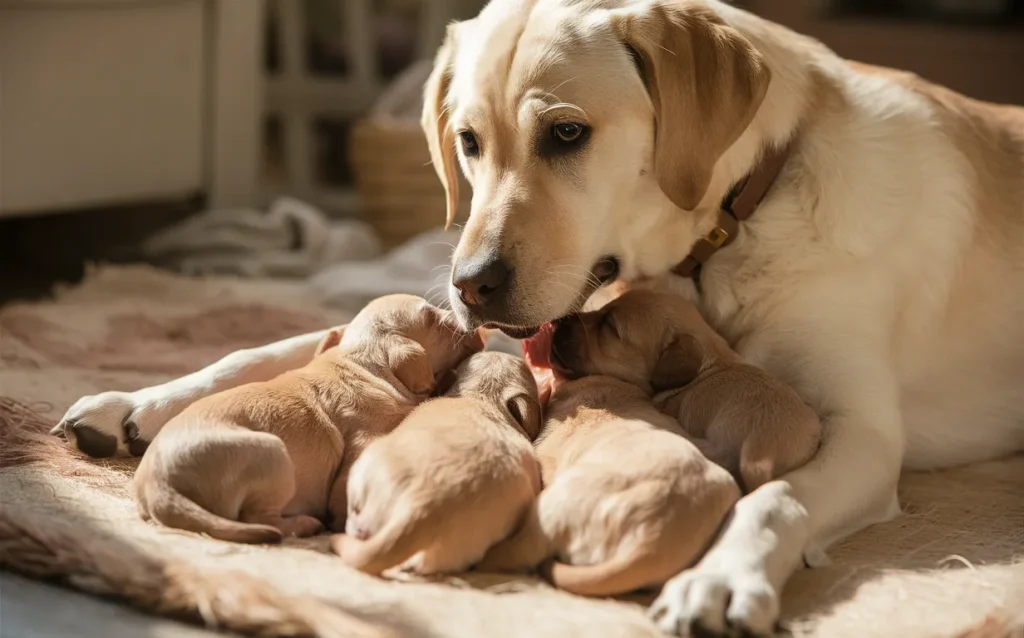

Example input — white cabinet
[0,0,263,218]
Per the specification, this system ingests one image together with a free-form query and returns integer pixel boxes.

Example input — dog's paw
[648,566,780,638]
[53,391,174,458]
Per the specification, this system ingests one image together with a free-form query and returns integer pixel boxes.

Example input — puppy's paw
[648,566,780,638]
[54,391,176,458]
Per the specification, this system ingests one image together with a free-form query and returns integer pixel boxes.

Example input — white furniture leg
[207,0,266,209]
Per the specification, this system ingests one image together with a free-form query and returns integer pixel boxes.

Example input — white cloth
[142,197,381,278]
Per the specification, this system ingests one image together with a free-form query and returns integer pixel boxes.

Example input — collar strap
[671,140,793,279]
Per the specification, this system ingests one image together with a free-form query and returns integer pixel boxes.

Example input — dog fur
[332,351,542,575]
[551,288,821,492]
[133,295,480,542]
[478,374,739,597]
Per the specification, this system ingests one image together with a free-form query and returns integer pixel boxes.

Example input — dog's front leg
[55,329,332,458]
[650,364,904,636]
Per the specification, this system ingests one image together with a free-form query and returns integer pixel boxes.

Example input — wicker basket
[350,117,470,248]
[349,62,471,249]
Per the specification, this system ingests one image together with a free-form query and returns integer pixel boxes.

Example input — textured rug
[1,265,1022,638]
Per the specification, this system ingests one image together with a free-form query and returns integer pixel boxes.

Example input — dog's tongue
[523,322,557,406]
[522,322,555,369]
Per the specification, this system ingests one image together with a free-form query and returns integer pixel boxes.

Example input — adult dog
[56,0,1024,635]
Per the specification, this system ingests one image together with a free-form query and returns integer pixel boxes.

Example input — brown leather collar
[671,140,793,279]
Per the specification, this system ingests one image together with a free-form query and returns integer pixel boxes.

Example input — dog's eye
[459,131,480,157]
[552,122,587,145]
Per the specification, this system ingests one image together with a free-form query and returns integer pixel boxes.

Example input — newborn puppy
[133,294,481,543]
[332,351,542,575]
[478,375,739,597]
[552,288,821,491]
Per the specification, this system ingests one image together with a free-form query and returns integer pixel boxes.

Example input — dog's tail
[475,501,551,573]
[332,510,434,576]
[147,486,283,544]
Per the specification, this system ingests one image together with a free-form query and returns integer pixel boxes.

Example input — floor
[0,572,229,638]
[0,200,197,304]
[0,201,222,637]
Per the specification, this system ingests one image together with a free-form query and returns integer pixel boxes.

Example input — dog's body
[551,288,821,492]
[58,0,1024,634]
[479,375,740,597]
[333,351,542,575]
[133,295,479,542]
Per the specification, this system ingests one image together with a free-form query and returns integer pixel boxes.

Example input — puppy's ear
[422,23,461,229]
[612,1,770,211]
[651,334,704,392]
[506,392,543,440]
[387,336,436,397]
[314,325,348,357]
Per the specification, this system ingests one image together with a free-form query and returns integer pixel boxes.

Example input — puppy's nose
[452,257,510,308]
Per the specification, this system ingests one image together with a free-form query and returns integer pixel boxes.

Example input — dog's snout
[452,257,511,308]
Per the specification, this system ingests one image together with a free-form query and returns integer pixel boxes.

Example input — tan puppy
[551,288,821,491]
[332,351,542,575]
[478,375,739,597]
[133,294,481,543]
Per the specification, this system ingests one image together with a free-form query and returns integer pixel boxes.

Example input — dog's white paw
[53,391,175,458]
[648,565,780,638]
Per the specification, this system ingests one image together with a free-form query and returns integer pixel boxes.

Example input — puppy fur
[553,288,821,491]
[332,351,542,575]
[478,375,739,597]
[133,295,480,543]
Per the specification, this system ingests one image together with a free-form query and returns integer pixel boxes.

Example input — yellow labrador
[333,351,541,575]
[134,295,480,542]
[549,288,821,492]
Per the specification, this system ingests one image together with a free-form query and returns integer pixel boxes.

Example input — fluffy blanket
[1,265,1022,638]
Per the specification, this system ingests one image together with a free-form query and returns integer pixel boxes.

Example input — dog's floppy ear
[506,392,543,440]
[387,336,436,398]
[422,23,460,229]
[651,333,704,392]
[314,325,348,357]
[612,1,770,211]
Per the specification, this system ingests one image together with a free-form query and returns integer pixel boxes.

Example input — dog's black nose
[452,257,511,308]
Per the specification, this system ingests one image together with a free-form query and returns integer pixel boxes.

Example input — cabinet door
[0,0,206,217]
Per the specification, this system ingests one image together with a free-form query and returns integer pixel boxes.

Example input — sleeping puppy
[477,374,739,597]
[552,288,821,491]
[133,294,481,543]
[332,351,542,575]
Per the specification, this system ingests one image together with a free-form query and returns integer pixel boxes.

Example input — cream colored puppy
[133,295,481,543]
[478,375,739,597]
[332,351,541,575]
[551,288,821,492]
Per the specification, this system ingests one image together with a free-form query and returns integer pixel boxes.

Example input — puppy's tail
[332,512,432,576]
[738,437,775,492]
[147,487,283,544]
[549,529,710,598]
[475,501,551,573]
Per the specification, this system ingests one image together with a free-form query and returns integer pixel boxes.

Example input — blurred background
[0,0,1022,302]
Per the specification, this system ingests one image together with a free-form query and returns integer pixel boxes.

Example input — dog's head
[550,289,714,393]
[425,0,770,334]
[317,294,484,398]
[440,351,542,440]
